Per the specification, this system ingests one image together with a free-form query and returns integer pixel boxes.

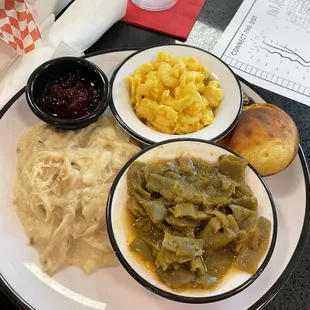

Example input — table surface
[1,0,310,309]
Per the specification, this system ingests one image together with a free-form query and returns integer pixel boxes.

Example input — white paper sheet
[213,0,310,106]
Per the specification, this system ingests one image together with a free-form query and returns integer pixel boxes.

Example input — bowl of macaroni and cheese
[110,44,243,145]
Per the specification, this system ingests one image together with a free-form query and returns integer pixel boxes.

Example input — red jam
[36,73,101,119]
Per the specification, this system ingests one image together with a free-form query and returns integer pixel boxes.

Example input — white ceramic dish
[110,44,243,145]
[0,50,308,310]
[106,139,277,303]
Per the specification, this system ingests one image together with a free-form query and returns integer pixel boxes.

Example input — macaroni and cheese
[126,52,223,134]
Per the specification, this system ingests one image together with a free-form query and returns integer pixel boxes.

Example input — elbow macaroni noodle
[126,52,224,134]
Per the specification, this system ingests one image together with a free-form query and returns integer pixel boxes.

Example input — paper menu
[213,0,310,106]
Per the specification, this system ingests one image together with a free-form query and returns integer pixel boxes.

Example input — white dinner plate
[0,49,309,310]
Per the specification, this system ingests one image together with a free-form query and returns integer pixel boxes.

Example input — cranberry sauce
[36,73,101,119]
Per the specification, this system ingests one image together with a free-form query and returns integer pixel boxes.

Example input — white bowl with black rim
[110,44,243,145]
[106,139,277,304]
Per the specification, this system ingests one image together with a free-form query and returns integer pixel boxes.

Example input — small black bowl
[26,57,110,130]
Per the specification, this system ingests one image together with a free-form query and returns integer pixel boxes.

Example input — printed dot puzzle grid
[217,0,310,101]
[286,0,310,28]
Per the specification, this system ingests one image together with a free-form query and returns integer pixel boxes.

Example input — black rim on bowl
[110,44,244,145]
[26,57,111,129]
[106,138,278,304]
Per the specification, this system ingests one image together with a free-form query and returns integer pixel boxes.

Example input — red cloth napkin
[122,0,206,40]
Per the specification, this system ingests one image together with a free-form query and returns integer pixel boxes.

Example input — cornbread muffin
[220,104,299,176]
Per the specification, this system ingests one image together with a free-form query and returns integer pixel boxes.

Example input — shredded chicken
[12,117,140,276]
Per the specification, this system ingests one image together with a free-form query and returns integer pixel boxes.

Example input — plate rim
[0,48,309,310]
[237,77,310,310]
[109,43,244,145]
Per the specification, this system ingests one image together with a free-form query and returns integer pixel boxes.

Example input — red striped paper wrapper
[0,0,41,54]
